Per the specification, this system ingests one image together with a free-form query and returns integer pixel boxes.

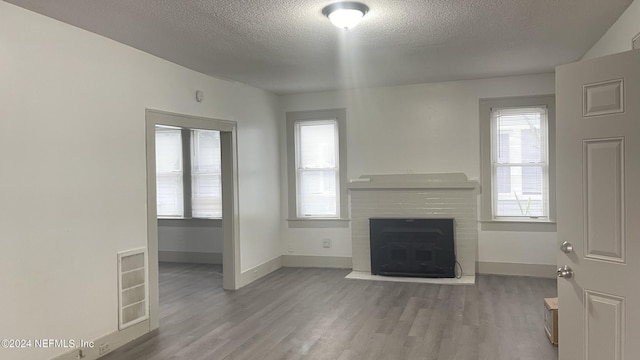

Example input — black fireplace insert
[369,218,455,278]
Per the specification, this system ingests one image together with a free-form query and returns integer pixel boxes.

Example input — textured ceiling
[5,0,634,94]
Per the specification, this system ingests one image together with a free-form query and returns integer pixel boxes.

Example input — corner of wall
[582,0,640,60]
[238,256,283,288]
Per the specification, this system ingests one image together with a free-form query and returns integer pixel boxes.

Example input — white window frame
[479,95,556,232]
[294,119,341,218]
[155,126,222,219]
[490,106,549,220]
[286,109,348,227]
[190,129,223,218]
[155,126,184,218]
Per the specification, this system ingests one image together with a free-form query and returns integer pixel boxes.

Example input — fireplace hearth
[369,218,455,278]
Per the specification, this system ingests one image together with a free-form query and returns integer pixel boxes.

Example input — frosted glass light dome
[322,2,369,30]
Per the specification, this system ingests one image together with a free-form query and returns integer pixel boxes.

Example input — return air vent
[118,248,149,330]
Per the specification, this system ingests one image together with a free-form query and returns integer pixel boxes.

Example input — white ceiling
[6,0,634,94]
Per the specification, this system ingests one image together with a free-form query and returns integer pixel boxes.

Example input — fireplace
[347,173,478,279]
[369,218,455,278]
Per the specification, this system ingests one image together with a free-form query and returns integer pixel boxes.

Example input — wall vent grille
[118,248,149,330]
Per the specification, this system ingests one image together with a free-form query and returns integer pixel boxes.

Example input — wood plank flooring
[102,263,558,360]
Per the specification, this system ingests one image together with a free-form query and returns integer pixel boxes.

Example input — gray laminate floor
[102,263,558,360]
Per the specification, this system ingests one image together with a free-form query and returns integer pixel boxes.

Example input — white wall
[0,3,280,360]
[279,73,557,266]
[583,0,640,59]
[158,220,222,254]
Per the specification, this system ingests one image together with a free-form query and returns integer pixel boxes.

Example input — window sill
[480,219,556,232]
[158,218,223,229]
[158,217,222,223]
[287,218,350,229]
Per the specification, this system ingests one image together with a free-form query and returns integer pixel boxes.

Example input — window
[155,127,184,217]
[492,107,548,218]
[286,109,347,224]
[479,95,556,229]
[295,120,340,217]
[155,126,221,218]
[191,130,222,218]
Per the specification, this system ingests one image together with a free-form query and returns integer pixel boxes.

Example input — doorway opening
[145,110,240,331]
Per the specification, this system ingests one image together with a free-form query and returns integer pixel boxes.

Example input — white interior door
[556,49,640,360]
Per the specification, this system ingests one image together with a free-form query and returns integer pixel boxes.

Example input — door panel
[585,290,624,360]
[583,79,624,117]
[556,49,640,360]
[583,138,625,263]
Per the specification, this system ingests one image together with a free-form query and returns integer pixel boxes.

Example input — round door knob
[560,241,573,253]
[557,265,573,279]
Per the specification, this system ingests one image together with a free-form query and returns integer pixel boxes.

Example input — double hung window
[492,106,549,219]
[155,126,221,218]
[155,127,184,217]
[295,120,340,218]
[479,95,556,228]
[286,109,347,223]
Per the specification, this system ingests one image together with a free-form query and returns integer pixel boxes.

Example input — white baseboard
[282,255,352,269]
[158,250,222,264]
[238,256,283,288]
[477,261,557,278]
[50,320,150,360]
[236,255,352,288]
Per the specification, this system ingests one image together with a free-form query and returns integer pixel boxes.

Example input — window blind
[155,127,222,219]
[155,127,184,217]
[191,130,222,218]
[296,120,339,217]
[492,107,549,218]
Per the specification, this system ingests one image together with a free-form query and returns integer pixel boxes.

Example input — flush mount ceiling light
[322,2,369,30]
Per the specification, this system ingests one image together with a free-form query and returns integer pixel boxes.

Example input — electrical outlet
[322,238,331,248]
[99,343,110,355]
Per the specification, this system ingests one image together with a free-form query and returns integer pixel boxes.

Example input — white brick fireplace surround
[347,173,480,281]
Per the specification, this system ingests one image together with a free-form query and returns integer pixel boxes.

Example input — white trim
[490,105,549,218]
[477,261,557,278]
[50,320,150,360]
[479,95,557,225]
[146,109,241,333]
[285,218,350,229]
[480,220,556,232]
[238,256,283,287]
[237,255,354,287]
[294,119,341,218]
[346,173,479,190]
[282,255,353,268]
[158,251,223,264]
[285,109,348,225]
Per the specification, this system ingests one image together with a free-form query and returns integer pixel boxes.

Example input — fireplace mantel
[347,173,480,191]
